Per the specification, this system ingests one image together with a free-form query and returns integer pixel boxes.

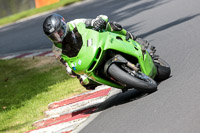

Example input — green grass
[0,0,81,26]
[0,56,87,133]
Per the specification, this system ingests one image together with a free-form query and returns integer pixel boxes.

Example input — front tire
[107,64,157,93]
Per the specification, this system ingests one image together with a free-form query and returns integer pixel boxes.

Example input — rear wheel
[107,64,157,93]
[154,57,171,81]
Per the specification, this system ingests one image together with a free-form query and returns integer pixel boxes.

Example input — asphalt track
[1,0,200,133]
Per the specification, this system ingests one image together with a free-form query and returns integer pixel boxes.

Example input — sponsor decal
[78,59,82,65]
[71,63,77,71]
[133,41,138,47]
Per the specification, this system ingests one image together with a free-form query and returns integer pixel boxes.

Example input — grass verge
[0,56,86,133]
[0,0,81,26]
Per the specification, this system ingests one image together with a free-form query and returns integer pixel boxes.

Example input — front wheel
[107,64,157,93]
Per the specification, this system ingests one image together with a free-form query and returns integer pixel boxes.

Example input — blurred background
[1,0,200,133]
[0,0,61,19]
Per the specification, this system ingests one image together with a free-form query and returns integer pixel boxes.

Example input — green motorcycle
[61,23,171,93]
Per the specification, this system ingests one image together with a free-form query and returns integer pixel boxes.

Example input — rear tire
[154,57,171,81]
[107,64,157,93]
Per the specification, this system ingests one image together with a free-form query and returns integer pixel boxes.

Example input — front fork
[104,54,139,76]
[104,54,140,92]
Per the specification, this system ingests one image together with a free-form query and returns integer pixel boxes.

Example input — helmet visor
[48,22,66,43]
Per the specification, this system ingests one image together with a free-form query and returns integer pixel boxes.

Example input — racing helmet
[43,13,67,48]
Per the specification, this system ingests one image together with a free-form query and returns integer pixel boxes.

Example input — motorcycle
[61,23,171,93]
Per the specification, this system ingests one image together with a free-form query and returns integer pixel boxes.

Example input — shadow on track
[139,13,200,38]
[93,77,172,113]
[95,89,152,113]
[56,0,170,34]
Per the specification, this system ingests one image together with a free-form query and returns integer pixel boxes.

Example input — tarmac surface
[1,0,200,133]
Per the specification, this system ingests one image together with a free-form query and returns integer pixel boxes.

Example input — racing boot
[77,75,100,90]
[150,45,159,60]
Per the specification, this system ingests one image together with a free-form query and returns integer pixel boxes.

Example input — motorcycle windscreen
[62,29,83,57]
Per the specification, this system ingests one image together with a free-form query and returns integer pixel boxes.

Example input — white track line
[23,52,43,58]
[30,118,87,133]
[0,54,21,59]
[47,85,110,108]
[0,50,54,60]
[45,96,108,117]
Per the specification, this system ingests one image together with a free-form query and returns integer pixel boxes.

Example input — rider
[43,13,149,90]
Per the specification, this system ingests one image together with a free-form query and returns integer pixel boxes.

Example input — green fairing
[67,22,75,31]
[62,23,157,89]
[54,42,62,48]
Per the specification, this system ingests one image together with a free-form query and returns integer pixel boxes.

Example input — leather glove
[126,32,135,41]
[110,21,122,31]
[93,18,107,31]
